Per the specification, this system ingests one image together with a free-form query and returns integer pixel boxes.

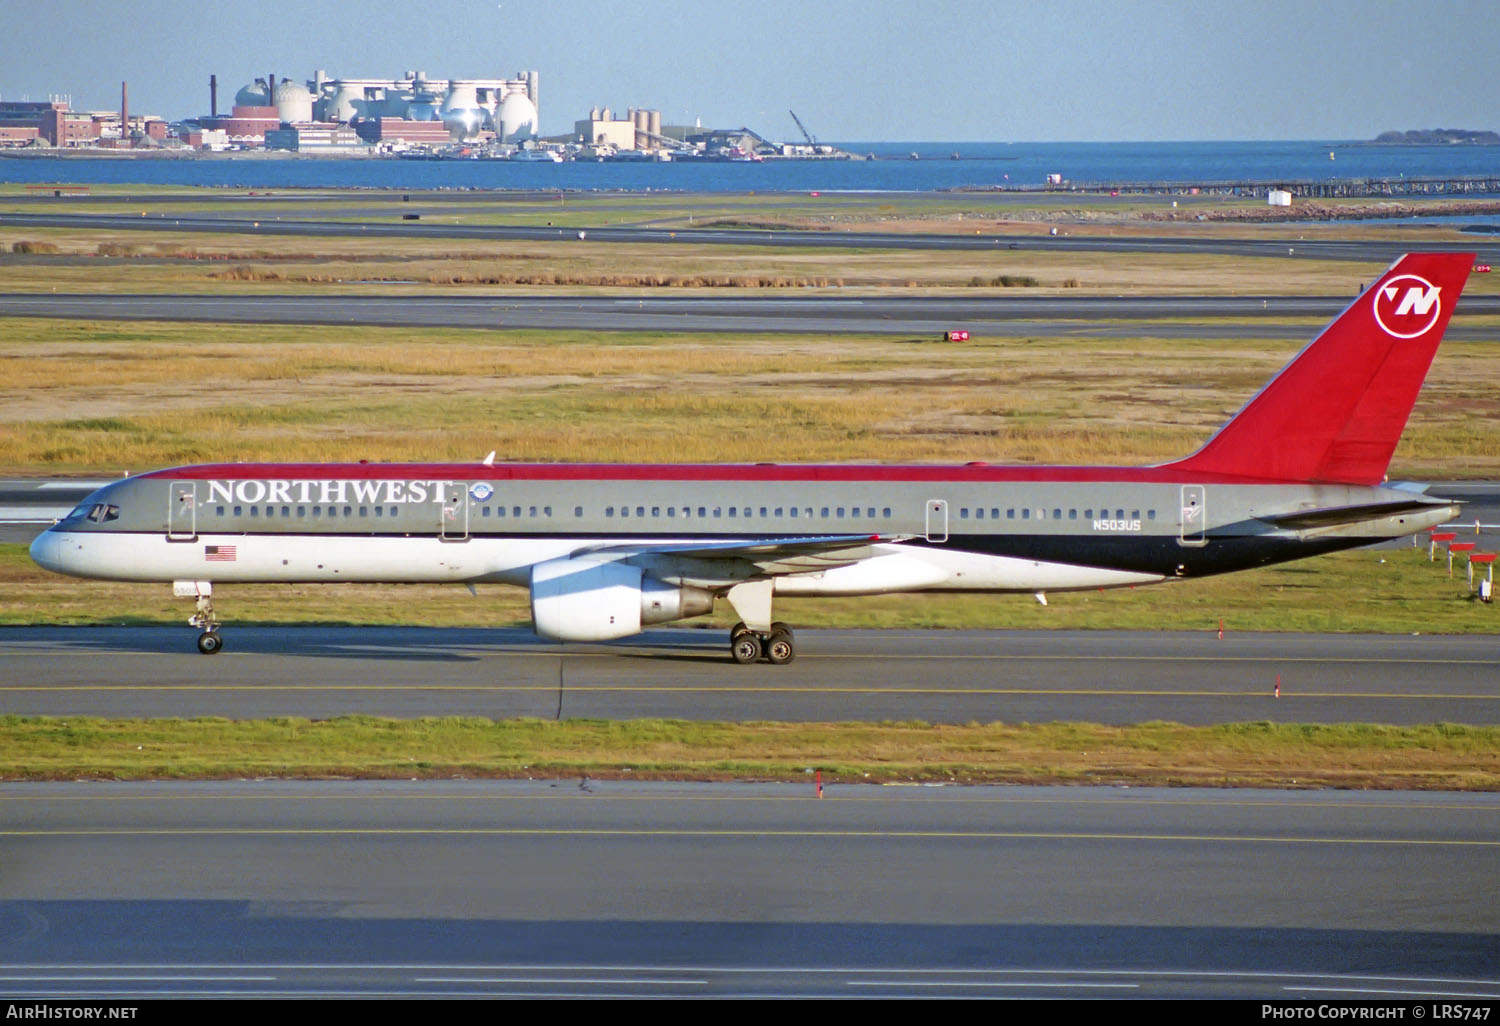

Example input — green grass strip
[3,716,1497,790]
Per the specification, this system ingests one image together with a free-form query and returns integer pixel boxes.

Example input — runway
[3,291,1500,339]
[4,210,1500,263]
[0,781,1495,998]
[1,626,1496,724]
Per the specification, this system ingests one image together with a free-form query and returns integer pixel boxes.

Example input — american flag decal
[204,545,237,562]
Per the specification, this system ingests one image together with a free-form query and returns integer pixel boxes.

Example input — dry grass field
[1,317,1495,477]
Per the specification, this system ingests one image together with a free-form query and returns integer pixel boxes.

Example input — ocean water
[0,140,1495,193]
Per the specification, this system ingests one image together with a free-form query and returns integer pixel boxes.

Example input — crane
[789,109,816,148]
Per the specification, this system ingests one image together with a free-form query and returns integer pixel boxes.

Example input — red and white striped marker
[1274,674,1281,699]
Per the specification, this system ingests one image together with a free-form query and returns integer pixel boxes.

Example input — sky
[2,0,1496,142]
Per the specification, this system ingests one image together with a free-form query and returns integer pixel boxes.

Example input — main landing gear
[730,621,796,665]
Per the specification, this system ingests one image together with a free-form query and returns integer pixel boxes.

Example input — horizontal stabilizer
[1257,498,1460,531]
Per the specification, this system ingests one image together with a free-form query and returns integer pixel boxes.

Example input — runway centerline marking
[1,827,1495,846]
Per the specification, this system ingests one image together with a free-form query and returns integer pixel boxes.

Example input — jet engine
[529,558,714,642]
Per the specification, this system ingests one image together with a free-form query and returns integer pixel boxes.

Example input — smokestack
[121,81,128,146]
[210,74,217,117]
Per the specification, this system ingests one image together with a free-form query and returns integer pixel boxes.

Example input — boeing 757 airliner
[31,253,1473,662]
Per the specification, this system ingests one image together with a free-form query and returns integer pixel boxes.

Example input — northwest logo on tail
[1373,274,1443,338]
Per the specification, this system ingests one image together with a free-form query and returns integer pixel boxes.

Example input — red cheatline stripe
[139,462,1303,485]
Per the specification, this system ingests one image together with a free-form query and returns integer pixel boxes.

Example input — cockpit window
[85,504,120,523]
[64,503,92,521]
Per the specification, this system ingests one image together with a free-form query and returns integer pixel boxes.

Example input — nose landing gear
[182,586,223,655]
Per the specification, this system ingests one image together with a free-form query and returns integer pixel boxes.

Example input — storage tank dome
[273,79,314,123]
[234,80,269,107]
[327,82,361,123]
[441,82,484,140]
[497,93,538,143]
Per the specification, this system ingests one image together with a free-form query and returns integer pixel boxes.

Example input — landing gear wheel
[730,621,751,641]
[771,621,794,641]
[196,631,223,655]
[731,632,763,664]
[765,629,795,665]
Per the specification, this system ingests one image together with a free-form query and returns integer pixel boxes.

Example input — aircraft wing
[578,534,908,575]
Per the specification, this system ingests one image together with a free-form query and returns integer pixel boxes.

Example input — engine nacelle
[529,558,716,642]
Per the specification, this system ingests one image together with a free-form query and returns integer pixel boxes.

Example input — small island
[1374,128,1500,145]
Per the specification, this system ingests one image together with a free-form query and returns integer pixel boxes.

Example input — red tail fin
[1165,252,1473,484]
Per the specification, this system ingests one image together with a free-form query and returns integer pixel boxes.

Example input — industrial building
[195,69,539,148]
[0,92,167,148]
[574,107,664,151]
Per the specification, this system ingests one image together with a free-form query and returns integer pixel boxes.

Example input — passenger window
[991,508,999,519]
[759,507,767,518]
[775,507,784,517]
[790,507,799,518]
[282,506,290,518]
[375,507,383,518]
[1148,509,1156,520]
[328,506,337,519]
[821,507,830,518]
[529,506,538,517]
[298,506,307,517]
[1053,508,1061,520]
[651,506,660,517]
[233,505,242,517]
[574,506,583,517]
[882,508,891,518]
[1131,510,1140,520]
[728,507,737,518]
[1116,509,1124,520]
[667,507,676,517]
[1085,509,1093,519]
[975,508,984,520]
[312,507,321,518]
[544,506,552,517]
[636,507,645,518]
[837,507,846,517]
[851,507,860,518]
[1069,509,1077,520]
[215,506,225,516]
[250,506,258,518]
[960,508,969,519]
[713,508,722,518]
[343,506,352,517]
[606,507,614,517]
[1007,509,1015,519]
[1022,509,1030,520]
[390,506,398,518]
[482,507,490,518]
[699,507,708,518]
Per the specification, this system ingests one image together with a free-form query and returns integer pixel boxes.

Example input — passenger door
[167,482,197,541]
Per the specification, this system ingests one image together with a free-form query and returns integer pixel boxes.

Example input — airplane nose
[29,529,64,573]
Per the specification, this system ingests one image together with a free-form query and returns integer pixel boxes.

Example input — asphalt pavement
[4,210,1500,263]
[0,780,1495,998]
[2,626,1496,724]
